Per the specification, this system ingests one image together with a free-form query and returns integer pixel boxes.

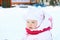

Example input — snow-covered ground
[0,6,60,40]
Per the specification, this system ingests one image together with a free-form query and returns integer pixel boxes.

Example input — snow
[0,6,60,40]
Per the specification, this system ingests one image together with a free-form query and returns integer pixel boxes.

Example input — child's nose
[29,24,32,26]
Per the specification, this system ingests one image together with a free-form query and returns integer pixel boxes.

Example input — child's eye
[32,22,35,23]
[27,21,29,23]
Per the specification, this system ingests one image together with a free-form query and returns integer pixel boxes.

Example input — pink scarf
[26,26,52,35]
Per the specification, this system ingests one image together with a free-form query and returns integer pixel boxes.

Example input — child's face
[26,19,38,29]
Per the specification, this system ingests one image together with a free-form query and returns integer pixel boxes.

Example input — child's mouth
[29,27,33,29]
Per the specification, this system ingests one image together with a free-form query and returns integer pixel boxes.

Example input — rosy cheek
[26,24,29,27]
[27,24,32,27]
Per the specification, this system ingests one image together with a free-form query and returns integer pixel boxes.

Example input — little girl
[22,8,53,40]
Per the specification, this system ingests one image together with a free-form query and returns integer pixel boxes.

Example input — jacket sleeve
[38,13,53,30]
[43,13,53,29]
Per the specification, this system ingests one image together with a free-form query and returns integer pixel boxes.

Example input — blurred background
[0,0,60,8]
